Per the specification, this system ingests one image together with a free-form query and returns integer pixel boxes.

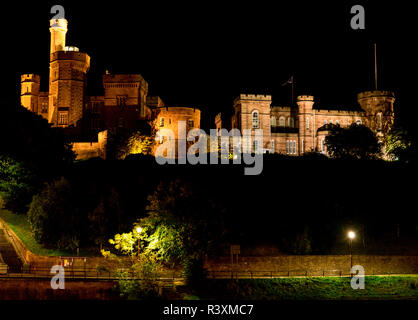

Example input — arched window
[159,117,165,127]
[324,120,327,125]
[271,116,277,126]
[335,120,339,126]
[289,117,294,128]
[252,110,259,128]
[279,116,285,127]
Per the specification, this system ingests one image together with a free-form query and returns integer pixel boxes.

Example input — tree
[385,127,415,162]
[125,132,154,157]
[27,177,81,250]
[106,125,153,160]
[88,187,123,250]
[0,156,38,213]
[105,180,224,269]
[325,124,381,160]
[0,104,74,165]
[0,104,75,213]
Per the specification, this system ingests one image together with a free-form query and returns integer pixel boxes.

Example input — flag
[281,75,294,86]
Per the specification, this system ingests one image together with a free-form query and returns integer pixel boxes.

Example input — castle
[20,18,201,159]
[21,17,395,159]
[215,91,395,155]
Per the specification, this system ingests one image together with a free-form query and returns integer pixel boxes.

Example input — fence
[206,269,411,279]
[0,266,183,284]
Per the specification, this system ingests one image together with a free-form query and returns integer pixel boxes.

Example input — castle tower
[297,95,315,153]
[50,19,68,54]
[233,94,272,152]
[357,90,395,140]
[20,74,40,113]
[48,18,90,127]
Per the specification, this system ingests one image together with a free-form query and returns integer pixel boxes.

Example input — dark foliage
[0,104,74,213]
[325,124,381,160]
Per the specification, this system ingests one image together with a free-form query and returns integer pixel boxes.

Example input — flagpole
[374,43,378,90]
[291,75,294,105]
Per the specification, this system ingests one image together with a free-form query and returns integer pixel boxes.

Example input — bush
[117,257,161,300]
[183,257,207,290]
[27,177,78,248]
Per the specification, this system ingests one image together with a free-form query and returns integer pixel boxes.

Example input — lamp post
[136,227,142,257]
[348,231,355,275]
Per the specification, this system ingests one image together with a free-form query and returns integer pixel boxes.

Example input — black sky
[1,1,416,134]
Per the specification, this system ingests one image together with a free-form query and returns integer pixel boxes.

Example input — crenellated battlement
[236,94,272,101]
[21,74,40,83]
[297,95,314,102]
[50,51,90,64]
[357,90,395,100]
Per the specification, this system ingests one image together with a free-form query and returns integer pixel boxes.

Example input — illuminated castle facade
[21,18,394,159]
[20,18,200,159]
[215,91,395,155]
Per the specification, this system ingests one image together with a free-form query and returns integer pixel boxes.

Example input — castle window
[356,119,362,125]
[58,112,68,125]
[329,120,333,124]
[301,139,304,153]
[188,119,194,128]
[306,117,310,129]
[41,103,48,113]
[289,117,294,128]
[336,120,339,126]
[324,120,327,125]
[169,118,172,124]
[271,116,276,127]
[321,138,326,153]
[116,96,127,106]
[279,116,285,127]
[252,110,259,129]
[286,140,297,154]
[92,102,100,113]
[270,140,275,153]
[159,117,165,127]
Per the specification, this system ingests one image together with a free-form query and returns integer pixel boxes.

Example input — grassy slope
[0,209,69,256]
[195,276,418,300]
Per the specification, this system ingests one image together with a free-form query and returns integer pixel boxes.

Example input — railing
[0,218,28,264]
[205,269,407,279]
[0,266,183,283]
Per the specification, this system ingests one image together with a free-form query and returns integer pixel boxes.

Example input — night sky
[1,1,416,135]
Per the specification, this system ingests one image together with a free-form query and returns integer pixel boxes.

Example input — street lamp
[348,231,355,275]
[136,227,142,257]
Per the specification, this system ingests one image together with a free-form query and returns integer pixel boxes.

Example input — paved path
[0,227,22,273]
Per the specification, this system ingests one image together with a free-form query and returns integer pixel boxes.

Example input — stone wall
[0,279,118,300]
[206,255,418,276]
[72,130,108,160]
